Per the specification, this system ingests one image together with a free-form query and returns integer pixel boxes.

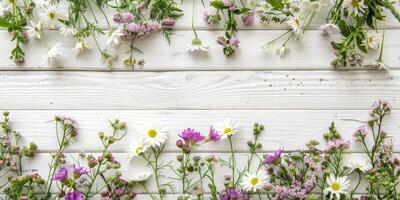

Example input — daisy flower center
[351,0,359,8]
[224,128,232,134]
[147,129,158,138]
[331,182,341,191]
[250,177,259,186]
[135,146,143,154]
[49,12,56,19]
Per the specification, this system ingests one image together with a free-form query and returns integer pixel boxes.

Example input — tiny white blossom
[26,21,44,39]
[287,17,303,39]
[364,32,382,50]
[186,38,209,52]
[72,39,92,56]
[1,0,16,12]
[346,157,372,173]
[42,5,64,28]
[43,42,62,66]
[60,26,77,36]
[277,45,288,57]
[105,29,123,49]
[131,171,152,183]
[319,23,340,36]
[240,172,269,192]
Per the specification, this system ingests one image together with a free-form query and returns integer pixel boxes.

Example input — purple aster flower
[127,23,140,33]
[242,11,255,26]
[264,147,283,165]
[112,13,123,24]
[230,37,240,46]
[160,19,176,28]
[65,191,84,200]
[70,164,88,176]
[122,12,135,24]
[179,128,205,145]
[53,167,68,181]
[206,126,220,142]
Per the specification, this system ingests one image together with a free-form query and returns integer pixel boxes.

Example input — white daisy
[43,42,62,65]
[60,25,77,37]
[364,32,382,50]
[42,5,64,28]
[127,139,149,158]
[343,0,364,15]
[186,38,209,52]
[131,171,152,183]
[286,17,303,39]
[1,0,16,12]
[105,28,123,49]
[345,157,372,173]
[35,0,50,8]
[139,124,168,148]
[240,172,268,192]
[323,175,350,200]
[72,39,92,56]
[216,120,240,140]
[26,21,43,39]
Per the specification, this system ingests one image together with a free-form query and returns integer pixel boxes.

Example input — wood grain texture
[0,30,399,70]
[4,109,400,153]
[0,70,399,110]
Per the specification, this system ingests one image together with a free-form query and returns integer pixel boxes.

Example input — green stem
[383,0,400,22]
[228,136,236,184]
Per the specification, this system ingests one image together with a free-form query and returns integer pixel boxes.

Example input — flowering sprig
[352,100,399,199]
[128,124,171,200]
[43,115,78,199]
[207,0,252,57]
[0,112,41,199]
[261,0,330,56]
[327,0,400,68]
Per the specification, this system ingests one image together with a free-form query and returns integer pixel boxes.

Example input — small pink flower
[160,19,176,28]
[230,37,240,46]
[122,13,135,24]
[127,23,140,33]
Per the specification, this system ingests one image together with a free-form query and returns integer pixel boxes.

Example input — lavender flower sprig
[207,0,252,57]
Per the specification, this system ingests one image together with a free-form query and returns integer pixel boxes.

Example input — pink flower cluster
[275,176,316,199]
[327,138,351,150]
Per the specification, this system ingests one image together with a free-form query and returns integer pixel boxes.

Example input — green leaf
[267,0,284,9]
[210,0,225,9]
[0,17,10,28]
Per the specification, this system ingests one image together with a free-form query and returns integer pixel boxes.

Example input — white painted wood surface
[0,0,399,197]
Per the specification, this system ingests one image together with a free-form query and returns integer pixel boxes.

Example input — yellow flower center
[49,12,55,19]
[147,129,157,138]
[331,182,341,191]
[224,128,232,134]
[351,0,359,8]
[250,177,259,186]
[135,146,143,154]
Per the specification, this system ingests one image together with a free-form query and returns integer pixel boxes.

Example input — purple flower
[219,188,250,200]
[242,11,255,26]
[122,12,135,24]
[206,126,220,142]
[216,36,227,46]
[179,128,205,145]
[65,191,84,200]
[70,164,88,176]
[127,23,140,33]
[264,147,283,165]
[53,167,68,181]
[327,139,350,150]
[112,13,123,24]
[160,19,176,28]
[230,37,240,46]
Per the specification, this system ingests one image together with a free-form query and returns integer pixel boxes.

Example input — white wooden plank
[0,30,399,70]
[5,110,400,152]
[8,153,374,194]
[0,71,399,110]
